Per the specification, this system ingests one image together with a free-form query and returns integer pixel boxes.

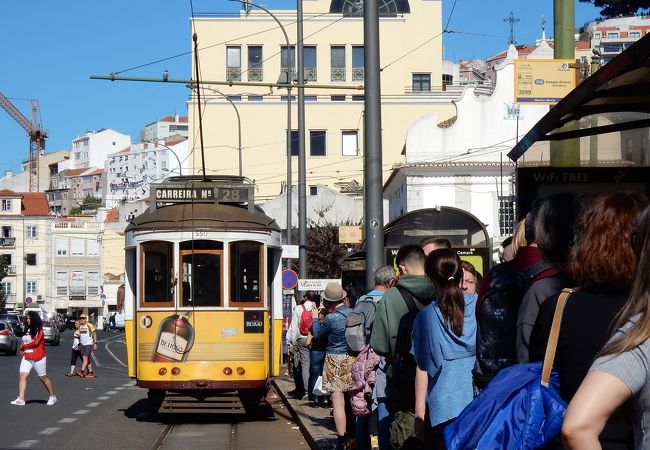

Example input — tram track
[149,418,242,450]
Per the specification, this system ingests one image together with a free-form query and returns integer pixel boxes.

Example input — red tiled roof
[105,209,119,223]
[0,189,20,197]
[575,41,591,49]
[118,147,130,154]
[21,193,50,216]
[87,168,104,176]
[65,168,89,176]
[164,136,188,146]
[159,115,188,123]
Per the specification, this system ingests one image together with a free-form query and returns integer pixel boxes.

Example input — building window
[226,46,242,81]
[331,46,346,81]
[305,96,317,101]
[2,226,12,238]
[87,240,100,257]
[56,238,68,256]
[280,95,297,102]
[281,45,296,82]
[0,282,11,296]
[331,95,346,101]
[352,95,365,101]
[71,238,84,256]
[26,281,36,295]
[291,130,299,156]
[498,196,516,236]
[1,199,10,211]
[342,130,358,156]
[352,46,364,81]
[227,96,242,102]
[87,271,99,295]
[630,31,641,38]
[304,46,317,81]
[26,226,37,239]
[248,95,263,101]
[442,74,453,86]
[56,272,67,296]
[594,32,601,39]
[26,253,36,266]
[412,73,431,92]
[309,186,318,196]
[310,131,327,157]
[607,32,618,38]
[247,45,263,81]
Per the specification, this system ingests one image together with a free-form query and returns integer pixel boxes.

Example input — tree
[0,257,8,312]
[579,0,650,18]
[70,195,103,215]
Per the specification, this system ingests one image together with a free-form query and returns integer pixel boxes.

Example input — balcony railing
[5,265,16,275]
[0,237,16,247]
[226,68,241,81]
[305,68,317,82]
[331,68,346,81]
[352,67,364,81]
[248,67,263,81]
[2,294,16,304]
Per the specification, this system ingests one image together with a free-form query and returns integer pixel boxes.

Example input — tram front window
[181,251,222,307]
[230,241,263,306]
[142,241,173,305]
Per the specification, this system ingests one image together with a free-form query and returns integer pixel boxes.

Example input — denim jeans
[308,350,325,400]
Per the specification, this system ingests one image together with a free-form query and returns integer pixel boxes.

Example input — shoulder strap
[301,304,307,312]
[541,287,578,386]
[395,285,418,314]
[523,261,552,280]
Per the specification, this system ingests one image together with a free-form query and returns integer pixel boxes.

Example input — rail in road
[0,330,308,450]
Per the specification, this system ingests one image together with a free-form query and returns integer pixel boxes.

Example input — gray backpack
[345,295,380,352]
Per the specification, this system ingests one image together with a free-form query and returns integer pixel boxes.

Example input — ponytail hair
[424,248,465,336]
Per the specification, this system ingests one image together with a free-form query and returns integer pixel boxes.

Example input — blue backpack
[444,288,575,450]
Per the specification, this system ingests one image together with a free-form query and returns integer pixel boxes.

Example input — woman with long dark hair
[562,203,650,448]
[413,248,477,448]
[10,311,57,406]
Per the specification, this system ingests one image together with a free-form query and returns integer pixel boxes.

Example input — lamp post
[202,88,243,177]
[229,0,293,245]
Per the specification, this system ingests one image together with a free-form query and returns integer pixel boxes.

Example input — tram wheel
[240,389,273,419]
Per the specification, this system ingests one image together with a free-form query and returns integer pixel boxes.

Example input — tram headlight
[223,367,233,375]
[158,367,167,375]
[236,367,245,375]
[171,367,181,376]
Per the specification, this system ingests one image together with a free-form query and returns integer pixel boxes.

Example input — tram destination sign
[155,187,215,202]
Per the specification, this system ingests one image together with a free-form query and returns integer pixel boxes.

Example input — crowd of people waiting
[285,190,650,450]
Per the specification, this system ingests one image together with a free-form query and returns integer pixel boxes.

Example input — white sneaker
[11,398,25,406]
[46,396,57,406]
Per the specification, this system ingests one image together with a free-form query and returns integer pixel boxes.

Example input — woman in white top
[563,204,650,449]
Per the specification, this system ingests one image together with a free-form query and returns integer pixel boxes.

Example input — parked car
[0,320,19,355]
[43,320,61,346]
[65,314,79,330]
[0,313,23,337]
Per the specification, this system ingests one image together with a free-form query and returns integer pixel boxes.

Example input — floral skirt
[323,353,355,393]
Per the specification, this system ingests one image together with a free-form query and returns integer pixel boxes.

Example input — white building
[0,190,52,312]
[385,45,551,242]
[71,129,131,170]
[587,15,650,65]
[104,138,188,209]
[0,150,70,193]
[140,115,188,143]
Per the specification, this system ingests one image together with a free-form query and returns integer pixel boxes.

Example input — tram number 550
[218,188,248,203]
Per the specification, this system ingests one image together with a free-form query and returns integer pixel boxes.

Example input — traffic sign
[281,269,299,289]
[25,297,33,304]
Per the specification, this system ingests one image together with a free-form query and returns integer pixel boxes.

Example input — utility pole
[364,0,385,290]
[297,0,308,278]
[551,0,580,166]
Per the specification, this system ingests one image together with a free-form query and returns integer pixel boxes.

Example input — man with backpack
[346,266,395,450]
[370,245,436,450]
[287,291,316,400]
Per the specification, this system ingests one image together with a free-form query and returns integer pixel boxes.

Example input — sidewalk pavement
[273,374,339,450]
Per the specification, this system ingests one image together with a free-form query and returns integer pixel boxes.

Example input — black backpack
[391,284,420,413]
[474,261,551,386]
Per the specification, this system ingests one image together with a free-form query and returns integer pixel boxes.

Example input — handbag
[312,375,328,397]
[444,288,576,450]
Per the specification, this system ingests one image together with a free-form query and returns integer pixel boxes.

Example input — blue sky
[1,0,601,175]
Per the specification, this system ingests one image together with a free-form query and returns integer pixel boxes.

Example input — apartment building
[0,190,51,311]
[139,115,189,142]
[587,15,650,65]
[71,129,131,170]
[188,0,457,200]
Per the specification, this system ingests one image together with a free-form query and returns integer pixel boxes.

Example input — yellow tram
[123,176,283,411]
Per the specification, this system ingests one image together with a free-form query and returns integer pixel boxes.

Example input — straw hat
[321,282,347,302]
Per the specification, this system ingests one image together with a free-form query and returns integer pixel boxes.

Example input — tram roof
[125,202,280,233]
[508,32,650,162]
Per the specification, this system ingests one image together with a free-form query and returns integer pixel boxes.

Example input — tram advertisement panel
[136,311,268,364]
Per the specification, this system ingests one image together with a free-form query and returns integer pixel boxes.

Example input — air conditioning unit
[37,295,42,300]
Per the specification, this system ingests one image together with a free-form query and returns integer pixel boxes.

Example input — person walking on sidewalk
[287,291,316,399]
[66,320,82,376]
[10,311,57,406]
[76,313,97,378]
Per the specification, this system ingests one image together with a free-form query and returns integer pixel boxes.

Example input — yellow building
[188,0,456,200]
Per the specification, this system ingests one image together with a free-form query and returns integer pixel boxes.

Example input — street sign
[100,293,107,306]
[282,244,299,259]
[514,59,576,104]
[281,269,299,289]
[25,297,32,304]
[297,279,341,291]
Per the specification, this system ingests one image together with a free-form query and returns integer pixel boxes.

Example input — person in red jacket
[10,311,57,406]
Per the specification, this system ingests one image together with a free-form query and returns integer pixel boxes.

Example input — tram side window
[142,241,173,305]
[230,241,263,306]
[181,251,222,307]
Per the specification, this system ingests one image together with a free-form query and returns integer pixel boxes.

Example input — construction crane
[0,92,47,192]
